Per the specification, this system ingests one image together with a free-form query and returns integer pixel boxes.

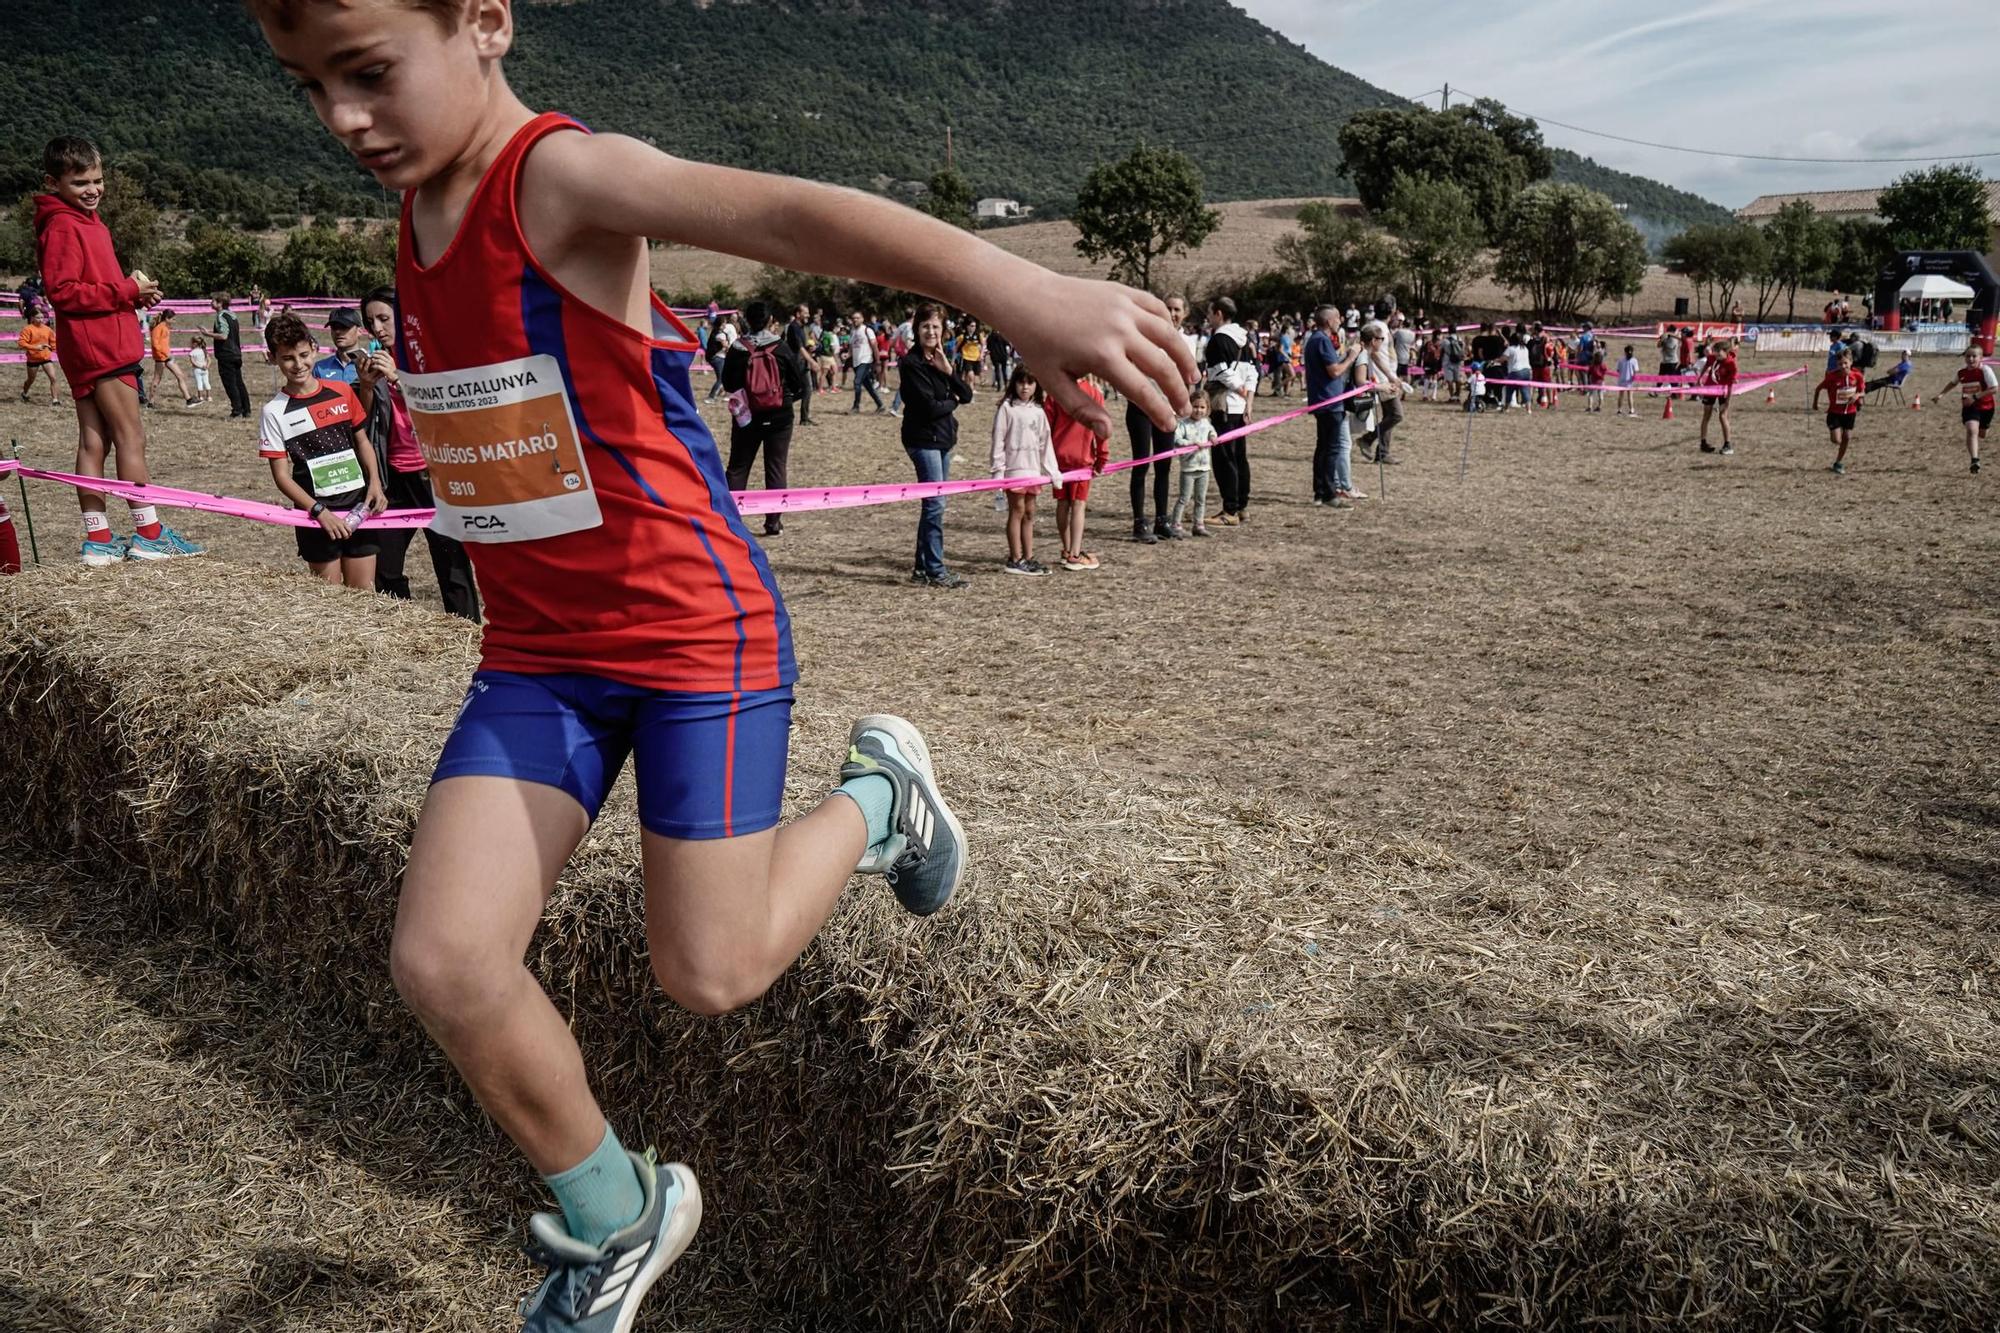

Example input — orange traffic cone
[1911,395,1922,411]
[1662,397,1674,420]
[1765,385,1776,404]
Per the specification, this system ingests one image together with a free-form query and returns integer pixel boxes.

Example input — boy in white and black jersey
[258,312,386,589]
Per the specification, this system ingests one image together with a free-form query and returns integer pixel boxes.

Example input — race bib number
[305,447,364,497]
[402,354,600,543]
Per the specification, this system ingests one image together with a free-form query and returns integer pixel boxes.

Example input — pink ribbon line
[1481,368,1803,399]
[0,460,434,530]
[733,385,1372,515]
[3,388,1370,528]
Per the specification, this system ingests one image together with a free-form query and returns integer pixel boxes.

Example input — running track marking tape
[0,385,1374,528]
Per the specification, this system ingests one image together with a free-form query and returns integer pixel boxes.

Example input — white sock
[130,505,159,530]
[82,510,112,540]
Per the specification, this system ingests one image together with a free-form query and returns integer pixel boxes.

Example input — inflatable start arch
[1875,250,1999,353]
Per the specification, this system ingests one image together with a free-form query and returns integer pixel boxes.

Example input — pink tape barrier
[3,387,1372,529]
[1,461,433,530]
[1482,369,1803,399]
[735,385,1372,515]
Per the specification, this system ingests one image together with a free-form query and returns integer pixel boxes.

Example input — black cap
[327,307,364,331]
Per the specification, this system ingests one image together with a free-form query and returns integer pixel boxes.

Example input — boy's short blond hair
[244,0,463,31]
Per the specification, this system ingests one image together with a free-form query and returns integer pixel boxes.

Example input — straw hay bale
[4,561,1998,1331]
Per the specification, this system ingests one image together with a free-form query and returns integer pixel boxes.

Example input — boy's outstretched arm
[519,134,1196,436]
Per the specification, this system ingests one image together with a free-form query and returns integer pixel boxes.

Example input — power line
[1436,86,2000,165]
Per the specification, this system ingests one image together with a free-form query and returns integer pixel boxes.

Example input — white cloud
[1234,0,1997,207]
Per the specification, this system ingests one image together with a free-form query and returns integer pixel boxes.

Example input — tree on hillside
[1661,222,1768,318]
[1827,218,1894,297]
[150,222,272,302]
[1448,99,1554,182]
[1273,202,1402,307]
[1380,173,1485,312]
[1338,99,1550,234]
[1758,200,1837,321]
[1072,145,1220,291]
[918,167,976,231]
[1875,163,1992,252]
[1493,183,1646,318]
[266,223,395,297]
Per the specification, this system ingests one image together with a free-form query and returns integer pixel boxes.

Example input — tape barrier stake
[1459,409,1475,482]
[11,441,37,565]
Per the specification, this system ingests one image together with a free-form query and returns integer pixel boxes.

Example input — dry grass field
[3,339,1998,1329]
[650,195,1838,321]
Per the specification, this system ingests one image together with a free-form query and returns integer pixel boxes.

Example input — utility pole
[946,126,953,172]
[1441,83,1449,112]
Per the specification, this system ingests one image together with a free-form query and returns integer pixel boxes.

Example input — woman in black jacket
[898,303,975,588]
[720,300,812,537]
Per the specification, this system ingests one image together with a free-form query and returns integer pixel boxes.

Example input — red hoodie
[1046,379,1110,474]
[34,194,142,390]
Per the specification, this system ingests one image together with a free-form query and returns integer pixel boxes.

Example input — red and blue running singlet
[394,112,795,694]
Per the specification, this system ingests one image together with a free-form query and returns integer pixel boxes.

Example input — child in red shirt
[1048,376,1109,570]
[33,135,201,563]
[1698,338,1738,454]
[1813,347,1866,474]
[1937,345,1995,474]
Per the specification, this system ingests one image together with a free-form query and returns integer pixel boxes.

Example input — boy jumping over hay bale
[247,2,1197,1329]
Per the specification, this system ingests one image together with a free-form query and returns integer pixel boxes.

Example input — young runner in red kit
[249,3,1197,1330]
[1938,345,1995,474]
[1697,338,1738,455]
[1814,347,1866,474]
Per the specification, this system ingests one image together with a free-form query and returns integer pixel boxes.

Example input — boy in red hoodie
[34,135,202,565]
[1047,377,1109,570]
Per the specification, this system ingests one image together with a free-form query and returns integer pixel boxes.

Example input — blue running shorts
[433,670,793,839]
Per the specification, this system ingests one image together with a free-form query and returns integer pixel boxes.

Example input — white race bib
[402,354,600,544]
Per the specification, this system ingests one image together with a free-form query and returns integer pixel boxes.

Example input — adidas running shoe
[519,1152,701,1333]
[840,714,967,916]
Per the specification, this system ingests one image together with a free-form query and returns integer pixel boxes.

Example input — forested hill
[3,0,1729,232]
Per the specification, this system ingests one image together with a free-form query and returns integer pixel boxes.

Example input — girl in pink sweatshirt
[990,364,1060,575]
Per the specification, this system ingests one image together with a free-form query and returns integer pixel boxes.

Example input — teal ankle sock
[837,772,897,850]
[544,1123,645,1249]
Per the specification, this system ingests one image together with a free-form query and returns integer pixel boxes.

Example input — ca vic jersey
[259,379,369,506]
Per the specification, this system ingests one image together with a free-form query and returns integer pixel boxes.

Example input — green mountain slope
[4,0,1728,233]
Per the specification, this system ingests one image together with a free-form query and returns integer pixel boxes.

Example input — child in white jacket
[991,364,1061,574]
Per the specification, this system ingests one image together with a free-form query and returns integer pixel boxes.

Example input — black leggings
[217,355,251,415]
[726,410,795,534]
[374,467,482,621]
[1209,411,1249,514]
[1124,401,1173,523]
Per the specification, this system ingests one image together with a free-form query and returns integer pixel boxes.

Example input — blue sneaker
[841,714,967,915]
[80,536,127,567]
[520,1152,701,1333]
[126,525,204,561]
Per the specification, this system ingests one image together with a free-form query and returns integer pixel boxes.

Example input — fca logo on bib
[463,514,509,533]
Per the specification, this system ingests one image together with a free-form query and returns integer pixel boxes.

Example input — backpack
[1852,339,1878,371]
[744,341,786,413]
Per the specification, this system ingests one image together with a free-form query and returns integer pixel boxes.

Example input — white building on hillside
[975,197,1029,222]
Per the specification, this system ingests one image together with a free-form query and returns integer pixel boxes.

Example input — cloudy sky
[1234,0,1998,207]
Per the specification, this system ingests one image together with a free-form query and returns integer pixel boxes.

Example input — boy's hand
[131,273,161,305]
[365,485,387,516]
[318,510,354,540]
[995,274,1194,437]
